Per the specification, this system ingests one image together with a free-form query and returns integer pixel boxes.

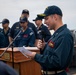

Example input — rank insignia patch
[48,41,54,48]
[23,34,28,38]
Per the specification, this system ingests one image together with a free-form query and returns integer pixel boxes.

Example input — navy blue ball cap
[33,16,42,21]
[37,5,63,18]
[22,9,29,15]
[20,17,28,23]
[0,19,9,24]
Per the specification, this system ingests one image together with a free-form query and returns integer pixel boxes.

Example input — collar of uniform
[3,27,10,34]
[37,24,43,30]
[21,27,29,34]
[53,24,67,37]
[40,24,44,29]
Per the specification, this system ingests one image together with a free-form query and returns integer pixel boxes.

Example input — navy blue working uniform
[9,22,20,39]
[0,28,2,32]
[0,61,18,75]
[34,25,74,75]
[28,21,37,38]
[9,21,37,39]
[14,27,35,47]
[0,32,5,48]
[1,28,10,47]
[37,24,51,42]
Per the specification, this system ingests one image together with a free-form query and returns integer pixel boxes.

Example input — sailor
[9,9,37,43]
[14,17,35,47]
[33,16,51,42]
[24,5,74,75]
[1,18,10,47]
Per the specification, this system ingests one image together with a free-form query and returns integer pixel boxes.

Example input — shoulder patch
[48,40,54,48]
[30,32,33,35]
[16,26,19,29]
[29,27,32,30]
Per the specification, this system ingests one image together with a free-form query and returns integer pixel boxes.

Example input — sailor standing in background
[1,19,10,47]
[13,17,35,47]
[0,21,6,48]
[33,16,51,42]
[9,9,37,44]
